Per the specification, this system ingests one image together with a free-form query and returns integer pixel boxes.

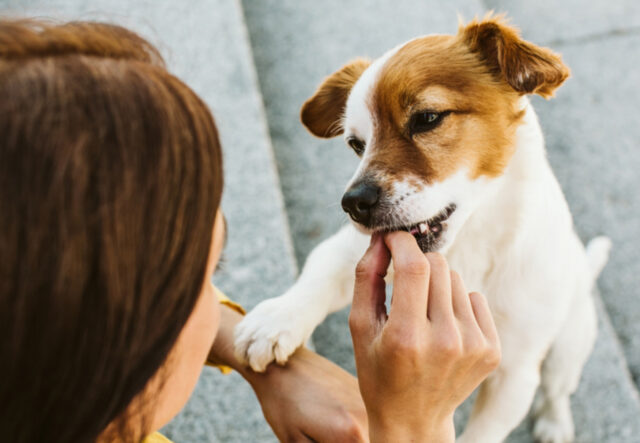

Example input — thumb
[349,233,390,345]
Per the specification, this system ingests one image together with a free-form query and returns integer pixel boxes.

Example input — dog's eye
[409,111,451,136]
[347,137,365,155]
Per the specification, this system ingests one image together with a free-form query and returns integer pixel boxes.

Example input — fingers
[352,231,500,363]
[384,232,430,326]
[450,270,475,322]
[469,291,500,348]
[350,233,390,342]
[425,253,454,322]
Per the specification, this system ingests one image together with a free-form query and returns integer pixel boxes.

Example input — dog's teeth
[430,224,441,233]
[419,223,428,234]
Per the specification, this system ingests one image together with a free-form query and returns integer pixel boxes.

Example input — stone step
[240,0,640,441]
[1,0,297,441]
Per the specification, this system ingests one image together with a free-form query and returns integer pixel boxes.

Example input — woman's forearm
[207,304,254,380]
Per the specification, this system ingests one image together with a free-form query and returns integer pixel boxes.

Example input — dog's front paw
[234,296,312,372]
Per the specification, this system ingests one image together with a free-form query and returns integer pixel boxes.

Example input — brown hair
[0,20,223,442]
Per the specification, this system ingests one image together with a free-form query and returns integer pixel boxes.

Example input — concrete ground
[2,0,639,441]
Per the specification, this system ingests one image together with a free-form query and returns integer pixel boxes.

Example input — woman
[0,20,500,442]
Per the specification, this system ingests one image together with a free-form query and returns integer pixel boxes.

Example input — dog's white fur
[235,38,611,443]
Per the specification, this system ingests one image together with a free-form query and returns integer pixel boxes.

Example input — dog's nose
[341,182,380,225]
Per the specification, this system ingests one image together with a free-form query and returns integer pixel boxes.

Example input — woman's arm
[207,303,368,442]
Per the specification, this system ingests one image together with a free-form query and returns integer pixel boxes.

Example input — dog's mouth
[384,203,457,252]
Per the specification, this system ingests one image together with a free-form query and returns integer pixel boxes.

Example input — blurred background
[1,0,639,441]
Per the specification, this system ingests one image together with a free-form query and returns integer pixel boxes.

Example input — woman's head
[0,20,224,441]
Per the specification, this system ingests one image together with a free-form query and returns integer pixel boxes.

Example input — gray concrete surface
[1,0,294,441]
[3,0,640,441]
[241,0,640,441]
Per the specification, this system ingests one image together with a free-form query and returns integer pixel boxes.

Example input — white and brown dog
[235,15,611,443]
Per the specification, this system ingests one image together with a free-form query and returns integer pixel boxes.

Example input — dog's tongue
[410,226,420,235]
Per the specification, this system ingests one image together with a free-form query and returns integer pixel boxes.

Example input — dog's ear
[300,58,371,138]
[459,14,569,98]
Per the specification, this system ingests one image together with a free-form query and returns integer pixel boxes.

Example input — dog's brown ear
[459,14,569,98]
[300,58,371,138]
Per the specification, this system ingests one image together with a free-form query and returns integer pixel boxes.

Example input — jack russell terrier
[235,14,611,443]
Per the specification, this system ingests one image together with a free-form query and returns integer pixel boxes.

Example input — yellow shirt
[143,287,245,443]
[213,286,246,316]
[142,432,173,443]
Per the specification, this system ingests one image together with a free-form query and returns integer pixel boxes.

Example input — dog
[235,14,611,443]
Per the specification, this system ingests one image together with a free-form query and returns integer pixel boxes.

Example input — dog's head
[300,15,569,252]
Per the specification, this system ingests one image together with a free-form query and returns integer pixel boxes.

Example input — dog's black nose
[341,182,380,225]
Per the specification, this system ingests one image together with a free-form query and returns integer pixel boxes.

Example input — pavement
[2,0,639,441]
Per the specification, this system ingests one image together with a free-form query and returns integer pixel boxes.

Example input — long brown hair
[0,20,223,442]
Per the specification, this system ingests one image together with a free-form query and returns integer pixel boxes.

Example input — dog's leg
[532,294,597,443]
[234,224,369,372]
[457,346,543,443]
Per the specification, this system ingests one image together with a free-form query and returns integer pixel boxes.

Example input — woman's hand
[209,304,367,442]
[247,347,368,442]
[349,232,501,443]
